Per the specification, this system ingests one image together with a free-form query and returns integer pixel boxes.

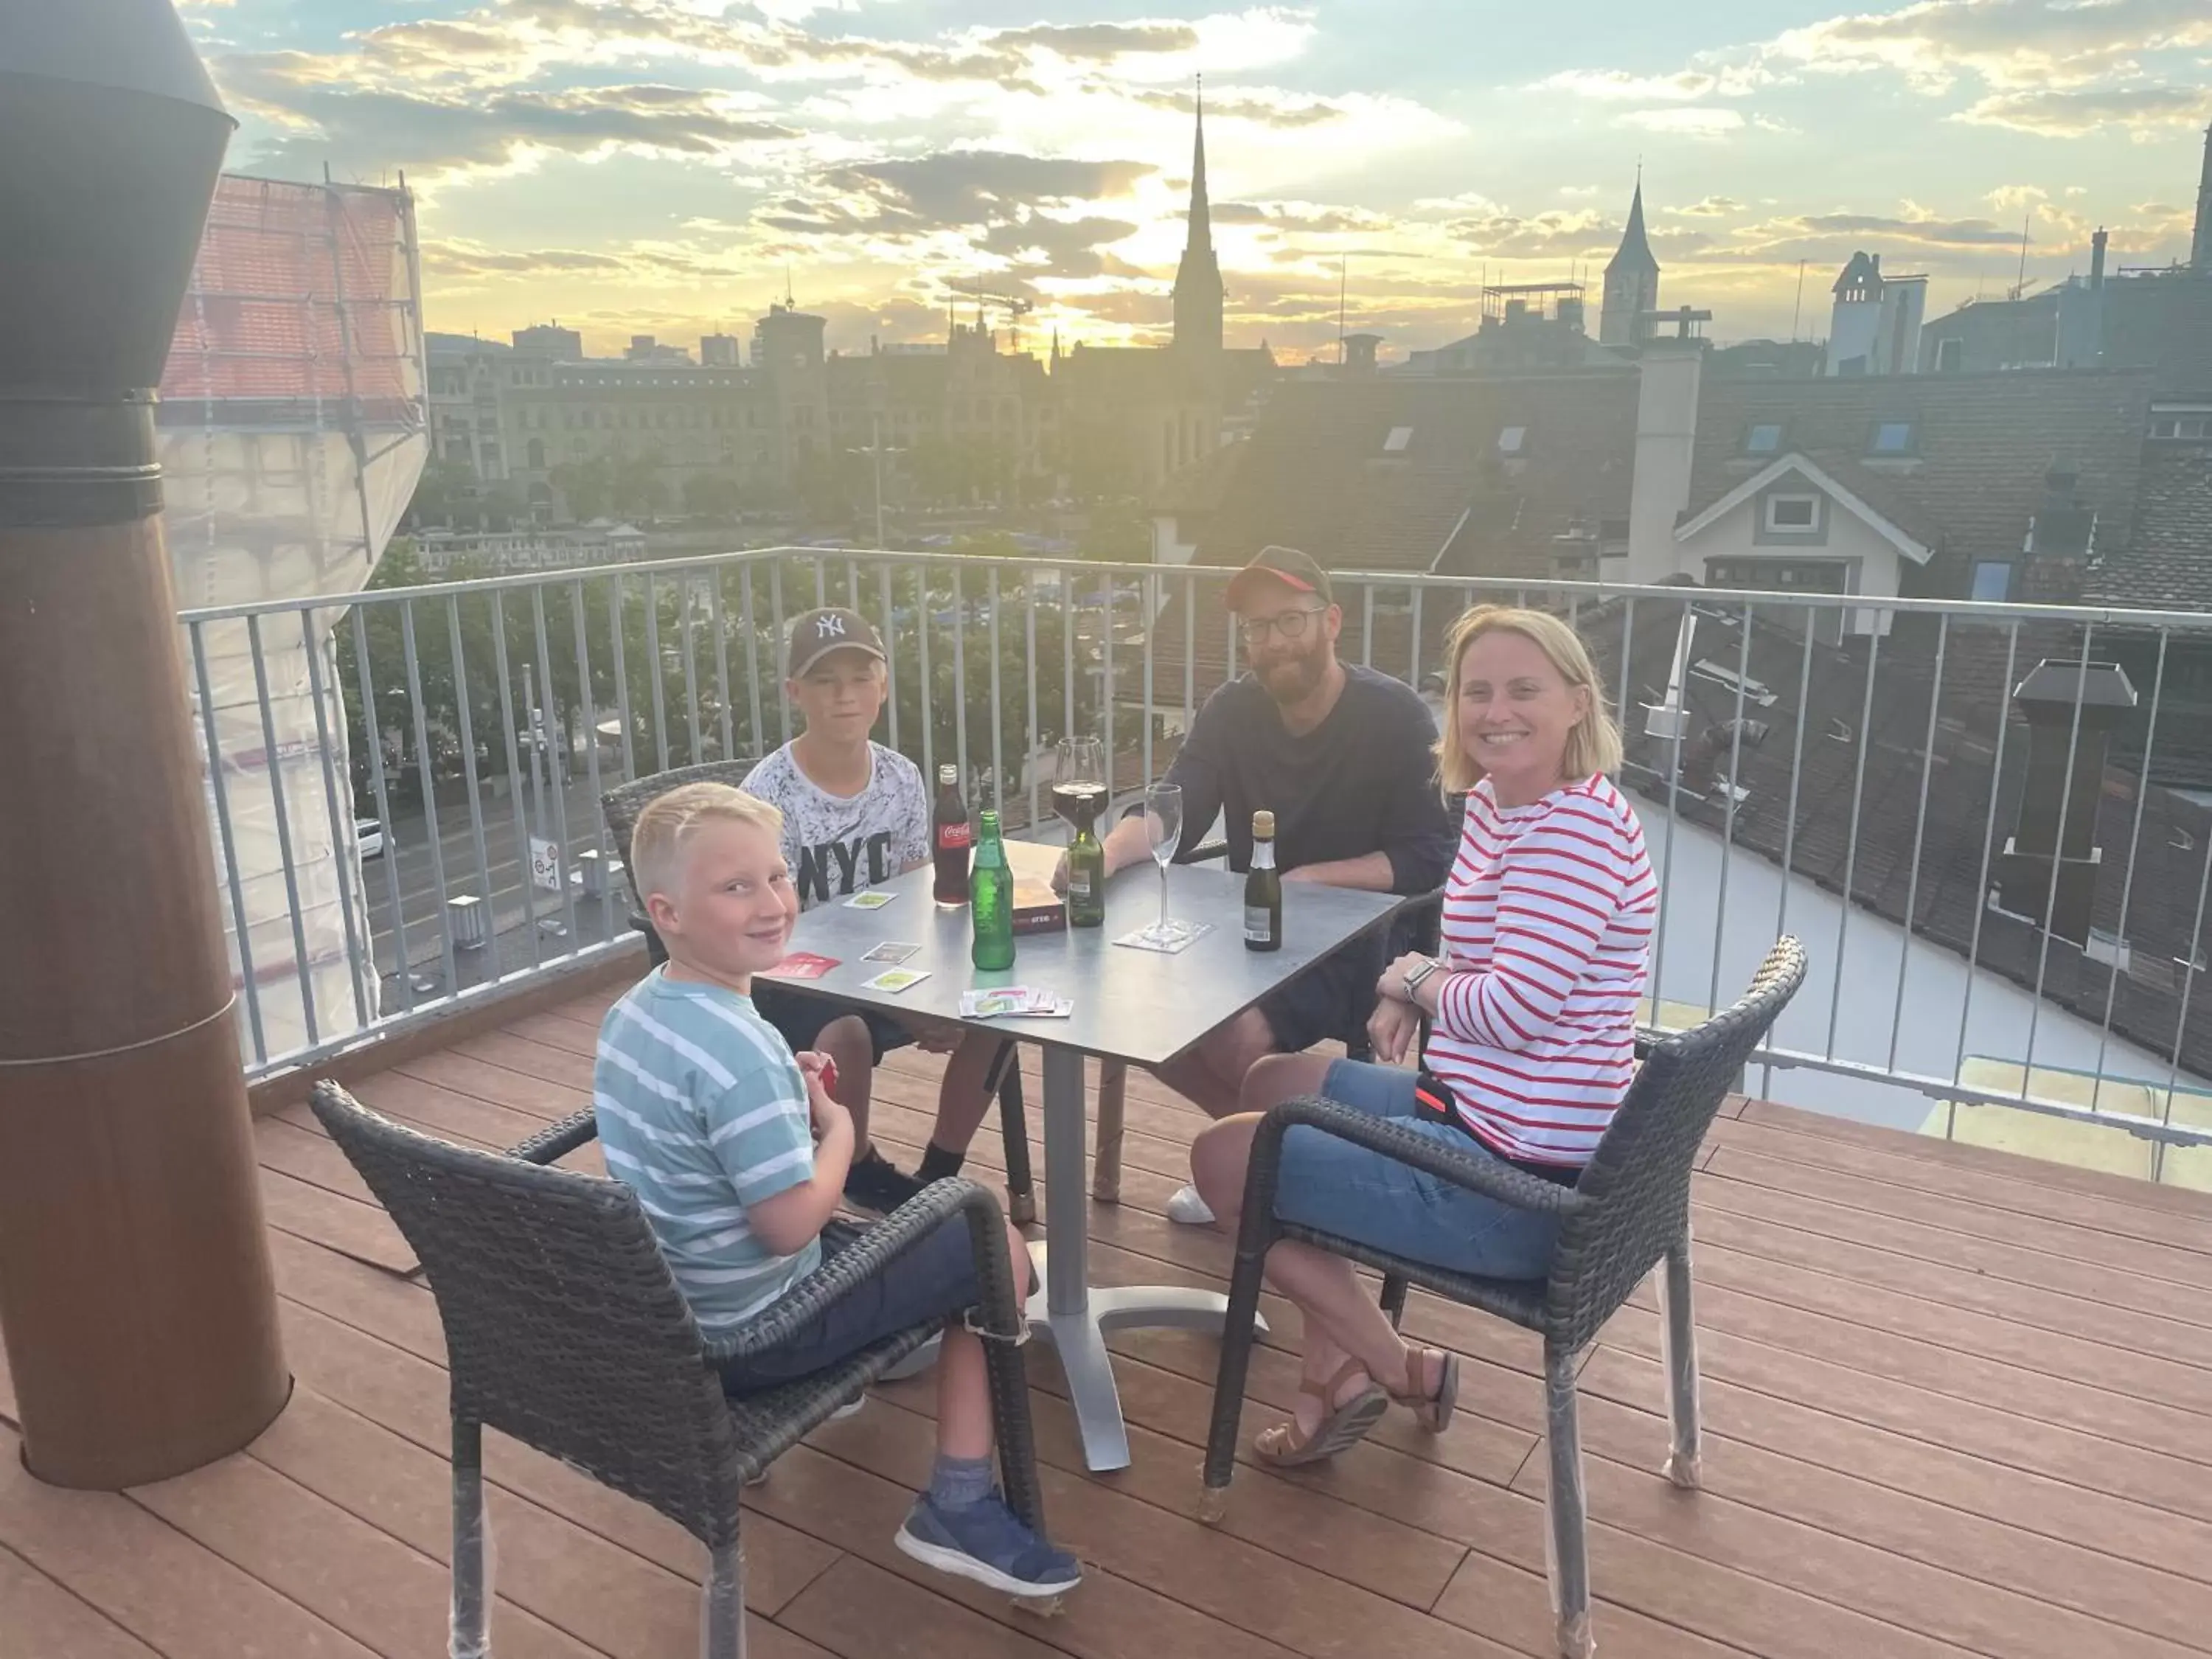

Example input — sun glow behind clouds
[210,0,2212,356]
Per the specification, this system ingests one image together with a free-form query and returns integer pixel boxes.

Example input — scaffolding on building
[161,173,428,1065]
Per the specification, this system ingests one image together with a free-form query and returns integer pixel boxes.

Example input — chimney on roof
[2089,229,2108,291]
[1624,338,1703,585]
[1994,660,2137,947]
[1341,333,1381,375]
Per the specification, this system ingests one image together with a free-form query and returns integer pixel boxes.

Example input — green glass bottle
[1064,794,1107,929]
[970,810,1017,972]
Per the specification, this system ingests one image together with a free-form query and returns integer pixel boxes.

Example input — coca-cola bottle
[933,763,973,905]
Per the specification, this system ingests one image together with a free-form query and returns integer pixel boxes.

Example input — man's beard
[1256,640,1328,706]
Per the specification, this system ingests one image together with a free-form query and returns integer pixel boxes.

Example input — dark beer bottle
[933,763,973,905]
[970,810,1016,972]
[1244,810,1282,952]
[1065,794,1106,929]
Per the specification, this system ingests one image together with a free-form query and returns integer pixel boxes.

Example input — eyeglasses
[1238,606,1326,646]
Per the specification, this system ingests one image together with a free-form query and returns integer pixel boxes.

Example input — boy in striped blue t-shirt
[594,782,1077,1601]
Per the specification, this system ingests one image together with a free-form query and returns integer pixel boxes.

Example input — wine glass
[1053,736,1106,838]
[1142,782,1186,943]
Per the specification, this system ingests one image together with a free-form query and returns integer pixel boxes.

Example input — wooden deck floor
[9,977,2212,1659]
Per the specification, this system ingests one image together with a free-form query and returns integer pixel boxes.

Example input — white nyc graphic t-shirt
[742,742,931,908]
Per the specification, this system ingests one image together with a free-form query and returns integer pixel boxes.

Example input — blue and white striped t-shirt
[593,968,821,1337]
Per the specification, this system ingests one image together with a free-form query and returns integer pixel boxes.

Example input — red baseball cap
[1224,544,1333,609]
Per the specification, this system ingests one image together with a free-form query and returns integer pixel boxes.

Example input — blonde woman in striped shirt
[1190,606,1657,1464]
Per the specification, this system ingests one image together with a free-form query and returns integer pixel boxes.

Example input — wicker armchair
[597,759,1038,1225]
[1197,937,1806,1659]
[310,1081,1046,1659]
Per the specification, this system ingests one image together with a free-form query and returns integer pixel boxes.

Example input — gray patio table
[776,839,1410,1471]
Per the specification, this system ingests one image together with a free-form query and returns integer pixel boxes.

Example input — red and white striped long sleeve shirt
[1423,774,1658,1168]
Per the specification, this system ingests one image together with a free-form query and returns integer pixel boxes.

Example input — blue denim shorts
[1273,1059,1565,1282]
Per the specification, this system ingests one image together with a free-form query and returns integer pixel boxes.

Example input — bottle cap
[939,763,959,785]
[1253,810,1276,837]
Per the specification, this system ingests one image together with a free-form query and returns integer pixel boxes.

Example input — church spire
[2192,121,2212,274]
[1599,170,1661,349]
[1172,75,1224,355]
[1186,76,1212,254]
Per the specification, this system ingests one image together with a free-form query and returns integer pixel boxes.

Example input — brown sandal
[1253,1361,1389,1467]
[1388,1346,1459,1434]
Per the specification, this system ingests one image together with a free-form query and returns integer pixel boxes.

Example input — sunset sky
[187,0,2212,361]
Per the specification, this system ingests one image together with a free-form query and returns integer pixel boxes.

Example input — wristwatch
[1401,956,1447,999]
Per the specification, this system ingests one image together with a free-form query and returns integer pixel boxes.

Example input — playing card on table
[863,967,930,994]
[844,890,896,910]
[862,942,921,964]
[960,987,1073,1019]
[765,952,838,980]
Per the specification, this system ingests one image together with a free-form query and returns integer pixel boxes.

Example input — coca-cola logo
[937,824,974,849]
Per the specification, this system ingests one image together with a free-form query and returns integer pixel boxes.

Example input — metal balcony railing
[177,546,2212,1181]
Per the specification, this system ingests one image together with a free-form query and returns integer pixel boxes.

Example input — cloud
[1441,206,1621,259]
[977,213,1141,276]
[822,150,1155,227]
[1534,68,1727,102]
[1767,0,2212,93]
[216,57,797,176]
[988,21,1202,60]
[1211,200,1394,232]
[1617,107,1747,137]
[1794,209,2030,246]
[1124,86,1350,128]
[1672,195,1747,218]
[1955,82,2212,136]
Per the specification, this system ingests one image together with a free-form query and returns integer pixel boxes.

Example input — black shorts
[751,980,914,1064]
[715,1216,982,1393]
[1257,931,1388,1054]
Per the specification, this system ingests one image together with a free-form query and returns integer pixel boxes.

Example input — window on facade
[1764,494,1818,532]
[1497,425,1527,456]
[1382,425,1413,453]
[1970,560,2013,602]
[1871,420,1916,456]
[2151,413,2211,439]
[1744,423,1783,456]
[1934,338,1964,373]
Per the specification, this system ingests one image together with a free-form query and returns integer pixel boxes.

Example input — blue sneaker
[895,1491,1081,1599]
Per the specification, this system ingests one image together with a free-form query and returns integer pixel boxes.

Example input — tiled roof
[1688,369,2157,595]
[1149,372,1638,696]
[1595,592,2212,1083]
[2085,441,2212,609]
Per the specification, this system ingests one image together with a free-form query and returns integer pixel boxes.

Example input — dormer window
[1871,420,1916,456]
[1764,493,1818,532]
[1382,425,1413,453]
[1498,425,1527,456]
[1744,422,1783,456]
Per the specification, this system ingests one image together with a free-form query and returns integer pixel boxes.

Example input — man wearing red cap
[1085,546,1456,1225]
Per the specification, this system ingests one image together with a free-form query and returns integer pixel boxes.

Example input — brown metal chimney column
[0,1,290,1487]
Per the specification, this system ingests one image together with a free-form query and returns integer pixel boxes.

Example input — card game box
[1011,874,1067,936]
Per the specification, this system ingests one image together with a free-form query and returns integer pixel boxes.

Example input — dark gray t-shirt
[1164,665,1456,895]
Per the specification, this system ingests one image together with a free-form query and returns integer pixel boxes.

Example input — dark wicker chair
[1197,937,1807,1659]
[310,1080,1048,1659]
[595,759,1039,1225]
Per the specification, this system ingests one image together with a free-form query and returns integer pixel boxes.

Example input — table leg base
[1022,1243,1266,1473]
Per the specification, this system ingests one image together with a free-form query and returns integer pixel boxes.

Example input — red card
[767,952,838,980]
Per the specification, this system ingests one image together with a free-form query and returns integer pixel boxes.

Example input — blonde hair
[629,782,783,904]
[1434,605,1624,795]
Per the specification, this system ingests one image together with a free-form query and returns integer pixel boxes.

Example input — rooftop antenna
[1337,255,1348,364]
[1790,258,1806,341]
[785,263,794,307]
[2013,208,2031,299]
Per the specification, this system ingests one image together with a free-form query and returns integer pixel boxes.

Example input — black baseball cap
[785,607,886,678]
[1225,544,1333,610]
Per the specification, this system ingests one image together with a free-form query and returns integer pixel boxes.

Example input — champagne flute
[1144,782,1183,941]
